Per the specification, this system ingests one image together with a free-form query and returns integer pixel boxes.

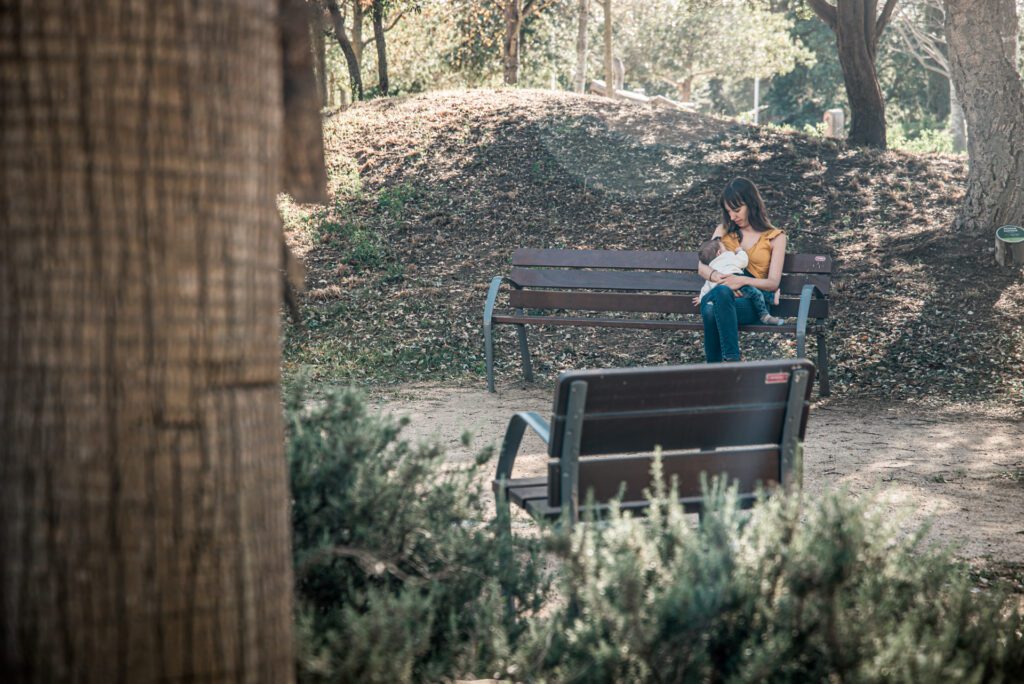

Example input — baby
[698,238,784,326]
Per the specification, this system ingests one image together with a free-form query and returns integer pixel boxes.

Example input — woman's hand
[719,274,747,291]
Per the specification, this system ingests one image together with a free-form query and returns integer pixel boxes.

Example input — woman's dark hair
[720,177,774,235]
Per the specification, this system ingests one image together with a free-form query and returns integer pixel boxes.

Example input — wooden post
[823,108,845,138]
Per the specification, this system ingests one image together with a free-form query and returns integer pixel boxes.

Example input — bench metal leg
[514,311,534,383]
[560,380,588,527]
[816,333,830,397]
[780,368,809,489]
[483,275,512,392]
[795,284,813,358]
[484,323,496,393]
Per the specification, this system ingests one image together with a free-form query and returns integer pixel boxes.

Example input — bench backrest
[508,248,832,319]
[546,359,815,518]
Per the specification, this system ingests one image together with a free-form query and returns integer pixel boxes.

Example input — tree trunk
[945,0,1024,232]
[602,0,614,98]
[504,0,523,84]
[313,12,328,107]
[327,0,364,101]
[948,78,967,153]
[1,1,297,681]
[809,0,896,148]
[675,76,693,102]
[372,0,389,96]
[352,1,364,66]
[573,0,590,93]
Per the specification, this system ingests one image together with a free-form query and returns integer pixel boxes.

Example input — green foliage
[377,182,420,217]
[287,385,549,683]
[516,476,1024,682]
[289,392,1024,681]
[615,0,814,102]
[763,12,846,127]
[888,118,957,155]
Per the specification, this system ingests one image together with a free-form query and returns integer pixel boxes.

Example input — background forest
[314,0,1024,153]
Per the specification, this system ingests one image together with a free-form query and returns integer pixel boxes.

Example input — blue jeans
[700,284,774,362]
[739,285,772,320]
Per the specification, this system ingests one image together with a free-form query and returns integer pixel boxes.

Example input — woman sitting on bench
[694,177,787,362]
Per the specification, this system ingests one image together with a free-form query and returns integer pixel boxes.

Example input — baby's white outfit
[699,249,748,300]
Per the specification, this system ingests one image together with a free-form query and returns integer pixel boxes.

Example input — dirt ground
[371,382,1024,565]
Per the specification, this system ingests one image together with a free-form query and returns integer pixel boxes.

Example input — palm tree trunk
[1,1,296,680]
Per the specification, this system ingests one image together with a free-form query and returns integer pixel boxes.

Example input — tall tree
[326,0,366,99]
[807,0,900,148]
[602,0,614,96]
[573,0,590,93]
[944,0,1024,232]
[1,0,324,679]
[614,0,812,103]
[891,0,966,151]
[502,0,554,84]
[372,0,390,94]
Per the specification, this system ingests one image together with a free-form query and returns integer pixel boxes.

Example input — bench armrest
[495,411,550,483]
[483,275,521,327]
[795,283,825,357]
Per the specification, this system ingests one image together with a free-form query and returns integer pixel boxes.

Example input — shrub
[516,472,1024,682]
[287,393,1023,682]
[287,386,548,683]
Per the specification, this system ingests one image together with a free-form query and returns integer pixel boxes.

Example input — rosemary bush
[287,390,1023,682]
[287,386,547,683]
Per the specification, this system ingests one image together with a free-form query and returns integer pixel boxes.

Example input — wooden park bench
[492,359,815,526]
[483,248,832,395]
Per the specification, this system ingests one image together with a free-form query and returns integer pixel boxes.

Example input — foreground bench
[493,359,815,526]
[483,248,832,395]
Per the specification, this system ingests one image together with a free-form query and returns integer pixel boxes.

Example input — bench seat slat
[521,491,760,518]
[510,268,831,296]
[491,314,826,332]
[513,248,832,274]
[507,290,828,318]
[547,446,780,505]
[551,409,790,457]
[552,363,815,415]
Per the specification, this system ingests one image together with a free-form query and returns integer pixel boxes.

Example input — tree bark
[573,0,590,93]
[504,0,523,84]
[1,0,301,680]
[371,0,389,95]
[945,0,1024,232]
[326,0,364,100]
[808,0,898,148]
[312,10,328,107]
[602,0,614,98]
[352,1,365,65]
[948,79,967,153]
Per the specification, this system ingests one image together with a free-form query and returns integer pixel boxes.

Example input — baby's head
[698,237,724,265]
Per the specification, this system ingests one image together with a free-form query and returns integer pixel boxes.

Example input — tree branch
[806,0,837,30]
[875,0,900,37]
[384,9,405,32]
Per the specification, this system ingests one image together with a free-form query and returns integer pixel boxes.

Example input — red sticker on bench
[765,372,790,384]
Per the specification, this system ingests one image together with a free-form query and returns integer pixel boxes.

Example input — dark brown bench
[483,248,832,395]
[492,359,815,526]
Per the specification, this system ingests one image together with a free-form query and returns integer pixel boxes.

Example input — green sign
[996,225,1024,243]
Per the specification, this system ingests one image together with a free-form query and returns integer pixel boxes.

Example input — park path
[371,383,1024,564]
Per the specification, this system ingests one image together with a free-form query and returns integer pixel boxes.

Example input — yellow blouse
[719,228,784,280]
